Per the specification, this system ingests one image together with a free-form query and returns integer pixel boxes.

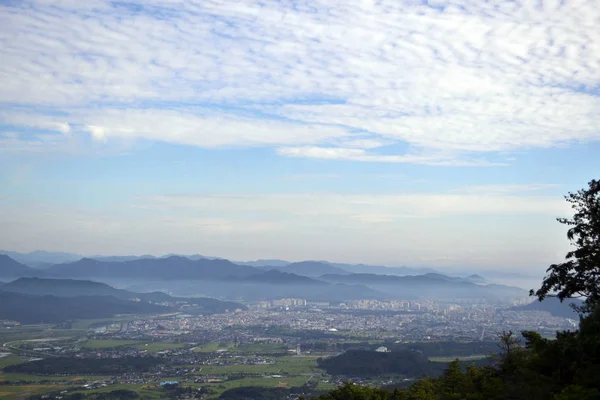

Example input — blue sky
[0,0,599,273]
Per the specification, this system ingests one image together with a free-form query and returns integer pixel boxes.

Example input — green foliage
[218,386,290,400]
[317,383,401,400]
[532,179,600,311]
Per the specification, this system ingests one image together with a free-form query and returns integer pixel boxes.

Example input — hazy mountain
[465,274,487,284]
[0,291,169,324]
[236,259,291,267]
[91,255,157,262]
[320,272,474,285]
[2,277,246,313]
[263,261,349,277]
[319,272,525,300]
[246,259,436,276]
[120,278,387,303]
[48,256,260,280]
[242,270,327,285]
[0,254,42,278]
[160,253,227,261]
[330,263,438,276]
[0,250,82,268]
[512,297,584,319]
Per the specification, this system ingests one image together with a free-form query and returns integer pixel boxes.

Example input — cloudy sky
[1,0,599,272]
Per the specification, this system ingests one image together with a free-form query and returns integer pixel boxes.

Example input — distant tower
[296,344,301,356]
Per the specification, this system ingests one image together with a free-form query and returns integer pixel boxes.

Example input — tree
[532,179,600,311]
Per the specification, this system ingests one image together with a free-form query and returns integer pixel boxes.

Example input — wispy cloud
[148,191,570,221]
[1,0,599,163]
[456,184,562,195]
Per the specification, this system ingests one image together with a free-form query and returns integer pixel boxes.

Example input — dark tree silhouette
[532,179,600,311]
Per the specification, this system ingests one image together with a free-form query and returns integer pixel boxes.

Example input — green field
[0,384,62,399]
[429,354,488,362]
[136,342,185,353]
[193,356,323,376]
[0,354,25,369]
[187,375,333,399]
[0,354,330,399]
[193,342,289,354]
[81,339,142,349]
[193,343,235,353]
[0,373,111,383]
[232,343,288,354]
[0,327,84,345]
[81,340,185,353]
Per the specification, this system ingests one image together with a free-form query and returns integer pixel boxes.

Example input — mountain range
[0,253,528,303]
[318,273,525,299]
[46,256,259,280]
[0,250,452,277]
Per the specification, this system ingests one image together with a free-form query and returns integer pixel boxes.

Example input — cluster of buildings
[82,300,576,344]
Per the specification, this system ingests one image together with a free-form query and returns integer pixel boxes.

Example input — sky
[0,0,599,273]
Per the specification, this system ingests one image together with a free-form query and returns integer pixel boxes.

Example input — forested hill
[0,291,169,324]
[317,349,442,377]
[1,277,245,312]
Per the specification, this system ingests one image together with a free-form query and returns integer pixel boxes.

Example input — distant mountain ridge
[0,250,83,268]
[1,253,527,302]
[47,256,260,280]
[241,270,327,285]
[319,272,526,300]
[257,261,350,277]
[0,254,42,278]
[2,250,539,283]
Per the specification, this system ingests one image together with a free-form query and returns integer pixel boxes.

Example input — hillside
[317,349,441,377]
[0,254,41,278]
[0,291,169,324]
[1,277,246,313]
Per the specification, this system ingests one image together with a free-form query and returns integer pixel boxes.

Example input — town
[0,297,576,399]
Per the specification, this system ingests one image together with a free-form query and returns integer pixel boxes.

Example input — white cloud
[87,125,107,142]
[456,184,562,195]
[0,0,598,162]
[276,146,505,166]
[148,191,570,220]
